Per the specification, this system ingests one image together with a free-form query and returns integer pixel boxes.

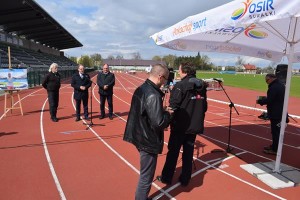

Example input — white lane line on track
[208,98,300,120]
[208,104,300,135]
[73,83,176,200]
[205,119,299,150]
[111,73,288,200]
[40,99,66,200]
[0,88,44,120]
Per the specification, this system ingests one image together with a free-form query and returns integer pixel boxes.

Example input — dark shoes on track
[99,115,113,120]
[156,175,171,185]
[157,175,189,186]
[51,117,58,122]
[263,145,277,155]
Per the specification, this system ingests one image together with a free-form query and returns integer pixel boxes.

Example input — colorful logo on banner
[208,24,267,39]
[155,34,164,43]
[231,0,275,20]
[244,24,268,39]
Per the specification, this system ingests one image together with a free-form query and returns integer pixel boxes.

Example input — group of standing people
[42,63,115,122]
[42,62,287,200]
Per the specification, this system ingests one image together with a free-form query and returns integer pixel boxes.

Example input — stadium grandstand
[0,0,82,69]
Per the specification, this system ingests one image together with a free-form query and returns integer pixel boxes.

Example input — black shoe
[99,116,105,119]
[84,116,89,120]
[51,118,58,122]
[179,176,189,187]
[156,175,171,185]
[109,116,113,120]
[263,145,272,151]
[263,149,277,155]
[75,117,80,121]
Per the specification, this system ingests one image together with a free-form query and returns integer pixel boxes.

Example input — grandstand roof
[0,0,82,50]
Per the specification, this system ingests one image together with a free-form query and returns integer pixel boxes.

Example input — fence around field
[27,67,95,87]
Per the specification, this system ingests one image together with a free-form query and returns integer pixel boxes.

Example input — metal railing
[27,67,95,87]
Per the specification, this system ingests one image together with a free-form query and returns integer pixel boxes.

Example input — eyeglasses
[160,74,168,80]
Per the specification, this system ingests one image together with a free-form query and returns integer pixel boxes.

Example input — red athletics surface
[0,71,299,200]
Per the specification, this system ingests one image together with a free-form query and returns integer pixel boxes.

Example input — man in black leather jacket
[157,64,207,186]
[257,73,286,155]
[123,64,173,200]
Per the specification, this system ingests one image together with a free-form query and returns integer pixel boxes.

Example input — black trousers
[48,90,59,119]
[100,94,113,117]
[161,132,196,184]
[75,97,88,118]
[270,118,281,151]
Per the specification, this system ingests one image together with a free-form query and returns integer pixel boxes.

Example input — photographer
[257,73,287,155]
[157,63,207,186]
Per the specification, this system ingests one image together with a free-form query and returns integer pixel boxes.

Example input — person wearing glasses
[257,73,287,155]
[97,63,115,120]
[42,63,61,122]
[123,64,173,200]
[157,63,207,187]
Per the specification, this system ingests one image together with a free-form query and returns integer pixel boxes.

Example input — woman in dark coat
[42,63,61,122]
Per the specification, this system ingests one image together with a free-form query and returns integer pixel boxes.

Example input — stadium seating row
[0,42,76,68]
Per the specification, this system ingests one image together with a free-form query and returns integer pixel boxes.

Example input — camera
[161,85,170,93]
[256,96,266,104]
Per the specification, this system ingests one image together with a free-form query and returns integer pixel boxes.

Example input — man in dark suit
[97,64,115,120]
[71,64,92,121]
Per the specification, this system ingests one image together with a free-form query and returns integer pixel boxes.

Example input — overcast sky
[35,0,298,68]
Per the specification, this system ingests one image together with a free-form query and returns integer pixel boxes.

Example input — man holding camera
[157,63,207,186]
[257,73,287,155]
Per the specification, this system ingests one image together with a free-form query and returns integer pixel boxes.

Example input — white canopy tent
[151,0,300,173]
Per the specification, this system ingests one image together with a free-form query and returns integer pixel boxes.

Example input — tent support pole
[274,42,294,173]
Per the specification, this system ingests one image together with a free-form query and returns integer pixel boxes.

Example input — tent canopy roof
[0,0,82,50]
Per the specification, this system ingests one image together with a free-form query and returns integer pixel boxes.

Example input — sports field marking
[40,99,66,200]
[0,88,44,120]
[209,98,300,120]
[75,88,176,200]
[88,73,288,199]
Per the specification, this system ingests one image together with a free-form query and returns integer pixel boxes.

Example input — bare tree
[131,52,142,60]
[107,55,115,60]
[116,55,123,59]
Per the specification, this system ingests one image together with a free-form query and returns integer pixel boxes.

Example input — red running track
[0,71,299,200]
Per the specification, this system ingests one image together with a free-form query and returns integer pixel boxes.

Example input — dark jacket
[71,73,92,100]
[169,75,207,135]
[97,71,115,95]
[42,72,61,91]
[123,79,171,154]
[258,79,285,120]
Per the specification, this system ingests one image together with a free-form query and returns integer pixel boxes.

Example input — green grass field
[196,72,300,98]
